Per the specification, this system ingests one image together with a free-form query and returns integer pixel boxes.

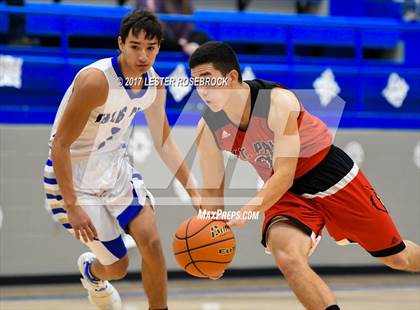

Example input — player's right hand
[209,272,224,280]
[191,195,202,213]
[66,205,98,243]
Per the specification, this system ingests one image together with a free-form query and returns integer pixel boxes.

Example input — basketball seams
[185,260,234,266]
[184,264,206,278]
[184,217,208,277]
[174,216,236,278]
[174,236,235,255]
[175,219,224,240]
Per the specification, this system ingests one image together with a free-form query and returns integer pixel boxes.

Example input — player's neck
[223,82,251,130]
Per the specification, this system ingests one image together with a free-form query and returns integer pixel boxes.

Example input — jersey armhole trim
[202,118,223,151]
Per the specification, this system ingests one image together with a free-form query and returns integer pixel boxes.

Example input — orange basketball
[173,215,236,278]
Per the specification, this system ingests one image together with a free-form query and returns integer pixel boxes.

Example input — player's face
[191,63,234,112]
[118,30,159,75]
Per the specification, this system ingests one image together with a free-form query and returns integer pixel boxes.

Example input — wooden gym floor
[1,274,419,310]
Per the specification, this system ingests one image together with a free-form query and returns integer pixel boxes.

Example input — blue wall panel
[0,3,419,128]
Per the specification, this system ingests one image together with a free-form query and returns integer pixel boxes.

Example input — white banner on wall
[0,55,23,88]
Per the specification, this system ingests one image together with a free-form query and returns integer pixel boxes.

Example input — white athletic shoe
[77,252,122,310]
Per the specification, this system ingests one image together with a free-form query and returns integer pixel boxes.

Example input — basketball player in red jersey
[189,42,420,310]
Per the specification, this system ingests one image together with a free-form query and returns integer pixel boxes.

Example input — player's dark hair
[189,41,243,83]
[119,9,163,44]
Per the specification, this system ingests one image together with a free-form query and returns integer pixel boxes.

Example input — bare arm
[51,68,108,241]
[196,118,225,211]
[144,82,201,209]
[228,88,300,226]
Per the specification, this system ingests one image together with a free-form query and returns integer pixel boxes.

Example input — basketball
[173,215,236,278]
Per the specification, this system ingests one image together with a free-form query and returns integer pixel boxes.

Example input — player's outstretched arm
[51,68,108,242]
[144,82,201,210]
[228,89,300,227]
[196,118,225,212]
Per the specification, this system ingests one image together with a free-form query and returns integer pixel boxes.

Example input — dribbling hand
[191,195,202,212]
[209,272,224,280]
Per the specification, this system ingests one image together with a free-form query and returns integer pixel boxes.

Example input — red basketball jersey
[202,79,333,182]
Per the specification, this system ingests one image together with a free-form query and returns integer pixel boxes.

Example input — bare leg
[90,255,129,281]
[379,240,420,272]
[128,201,167,309]
[268,221,337,310]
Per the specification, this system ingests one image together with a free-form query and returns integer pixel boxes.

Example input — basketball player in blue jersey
[43,10,200,310]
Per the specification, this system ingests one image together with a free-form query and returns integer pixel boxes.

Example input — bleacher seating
[0,2,419,128]
[330,0,402,19]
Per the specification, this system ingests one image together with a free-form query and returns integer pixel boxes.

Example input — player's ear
[117,36,124,52]
[227,69,239,87]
